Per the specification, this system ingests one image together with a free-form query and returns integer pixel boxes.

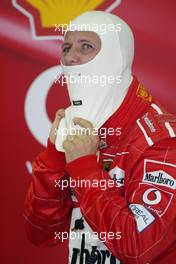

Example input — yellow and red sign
[12,0,122,39]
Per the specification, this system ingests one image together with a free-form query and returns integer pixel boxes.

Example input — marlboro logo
[144,171,176,190]
[12,0,122,39]
[143,159,176,190]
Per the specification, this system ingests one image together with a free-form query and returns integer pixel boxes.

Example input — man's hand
[63,118,99,163]
[49,108,65,144]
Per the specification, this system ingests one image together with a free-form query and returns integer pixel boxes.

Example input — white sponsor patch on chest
[108,166,125,186]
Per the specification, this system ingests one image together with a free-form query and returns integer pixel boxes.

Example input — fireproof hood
[55,11,134,152]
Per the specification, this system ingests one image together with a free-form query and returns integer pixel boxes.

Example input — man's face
[61,31,101,66]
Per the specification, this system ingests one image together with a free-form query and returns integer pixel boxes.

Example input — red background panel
[1,0,176,263]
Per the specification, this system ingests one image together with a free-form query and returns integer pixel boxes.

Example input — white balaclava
[55,11,134,152]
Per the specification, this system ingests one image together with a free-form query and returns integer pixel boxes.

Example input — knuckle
[55,108,65,117]
[62,140,69,149]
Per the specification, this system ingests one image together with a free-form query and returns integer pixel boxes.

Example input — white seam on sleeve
[136,119,153,146]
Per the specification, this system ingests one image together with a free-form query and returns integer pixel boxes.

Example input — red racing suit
[24,77,176,264]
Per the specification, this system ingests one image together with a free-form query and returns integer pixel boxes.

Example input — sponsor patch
[142,112,156,133]
[143,188,161,205]
[143,159,176,190]
[132,183,173,216]
[129,203,155,232]
[102,161,112,172]
[70,233,119,264]
[108,166,125,186]
[72,100,82,106]
[136,84,152,102]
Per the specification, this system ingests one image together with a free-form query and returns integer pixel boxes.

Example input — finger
[53,108,65,126]
[66,135,76,141]
[73,117,93,130]
[62,140,73,151]
[55,108,65,119]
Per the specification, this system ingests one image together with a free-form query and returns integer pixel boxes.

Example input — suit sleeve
[23,138,73,246]
[65,139,176,264]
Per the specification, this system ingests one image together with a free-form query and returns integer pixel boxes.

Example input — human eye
[62,45,71,55]
[82,43,94,51]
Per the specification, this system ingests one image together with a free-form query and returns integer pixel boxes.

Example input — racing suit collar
[99,76,152,147]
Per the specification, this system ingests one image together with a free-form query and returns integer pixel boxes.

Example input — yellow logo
[12,0,122,39]
[136,84,152,102]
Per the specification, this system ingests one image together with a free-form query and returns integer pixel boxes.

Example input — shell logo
[12,0,122,40]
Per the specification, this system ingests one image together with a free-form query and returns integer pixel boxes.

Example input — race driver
[23,11,176,264]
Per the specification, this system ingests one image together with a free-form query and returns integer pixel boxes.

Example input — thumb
[53,108,65,127]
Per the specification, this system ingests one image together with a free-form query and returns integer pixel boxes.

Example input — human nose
[64,47,81,66]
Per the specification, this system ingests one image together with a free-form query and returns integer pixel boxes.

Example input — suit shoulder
[126,102,176,155]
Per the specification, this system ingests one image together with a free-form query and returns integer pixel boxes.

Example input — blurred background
[1,0,176,263]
